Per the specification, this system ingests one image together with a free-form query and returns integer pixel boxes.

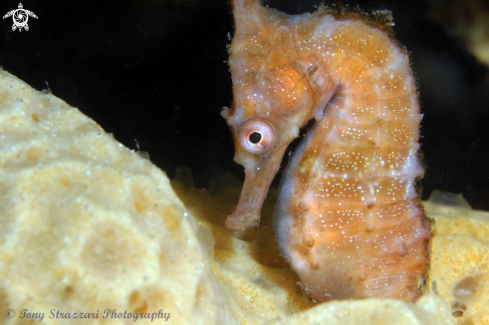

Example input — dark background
[1,0,488,210]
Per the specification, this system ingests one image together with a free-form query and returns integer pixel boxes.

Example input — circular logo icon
[2,3,38,32]
[6,309,15,318]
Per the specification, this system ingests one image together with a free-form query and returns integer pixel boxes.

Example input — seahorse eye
[249,132,262,144]
[239,117,275,154]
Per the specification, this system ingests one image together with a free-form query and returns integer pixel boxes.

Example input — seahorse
[222,0,431,303]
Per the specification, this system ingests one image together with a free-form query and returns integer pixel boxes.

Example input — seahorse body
[223,0,431,302]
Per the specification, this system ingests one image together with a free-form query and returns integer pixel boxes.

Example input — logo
[3,3,38,32]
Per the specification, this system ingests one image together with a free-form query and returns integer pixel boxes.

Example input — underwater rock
[426,190,489,325]
[264,293,452,325]
[430,0,489,67]
[0,69,235,325]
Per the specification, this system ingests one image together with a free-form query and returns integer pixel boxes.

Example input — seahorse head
[222,0,333,231]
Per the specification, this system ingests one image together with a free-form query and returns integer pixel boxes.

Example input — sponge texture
[0,70,235,325]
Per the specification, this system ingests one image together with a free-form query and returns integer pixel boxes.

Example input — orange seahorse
[222,0,431,303]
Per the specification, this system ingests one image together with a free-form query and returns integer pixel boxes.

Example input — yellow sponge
[0,69,235,325]
[426,191,489,324]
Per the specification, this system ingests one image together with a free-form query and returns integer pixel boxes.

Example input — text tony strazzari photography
[6,308,172,322]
